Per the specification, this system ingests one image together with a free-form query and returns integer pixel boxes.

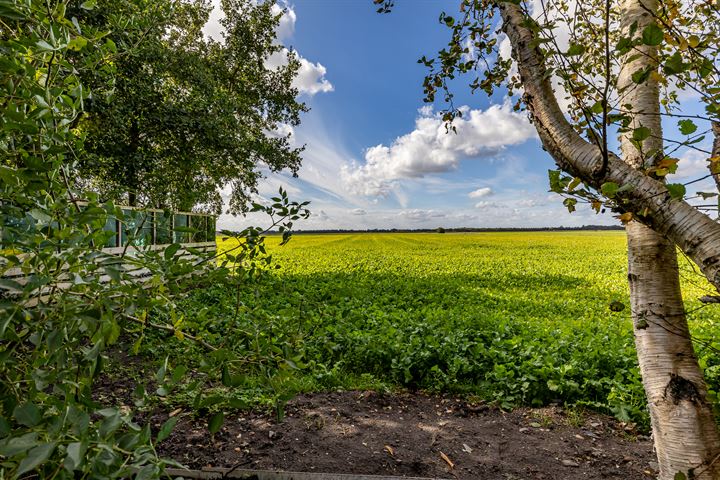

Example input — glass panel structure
[190,215,207,243]
[103,216,118,247]
[121,210,153,246]
[156,211,173,244]
[206,216,216,242]
[173,214,190,243]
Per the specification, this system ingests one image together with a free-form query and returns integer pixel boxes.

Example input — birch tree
[375,0,720,477]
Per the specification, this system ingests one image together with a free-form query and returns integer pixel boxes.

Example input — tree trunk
[626,224,720,479]
[499,0,720,477]
[618,0,720,476]
[498,1,720,293]
[614,0,718,477]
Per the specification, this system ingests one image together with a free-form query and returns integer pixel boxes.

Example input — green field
[163,231,720,427]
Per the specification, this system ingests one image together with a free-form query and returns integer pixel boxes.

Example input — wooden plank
[164,468,446,480]
[1,243,219,301]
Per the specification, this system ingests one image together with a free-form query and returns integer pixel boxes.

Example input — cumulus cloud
[204,1,332,96]
[271,2,296,41]
[294,57,334,95]
[341,103,536,197]
[267,122,295,142]
[676,149,711,180]
[469,187,493,198]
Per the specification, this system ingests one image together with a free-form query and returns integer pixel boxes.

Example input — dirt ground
[153,391,656,479]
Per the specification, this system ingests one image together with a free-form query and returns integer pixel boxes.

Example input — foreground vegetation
[135,231,720,429]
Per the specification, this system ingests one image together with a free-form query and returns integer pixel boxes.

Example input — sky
[206,1,716,231]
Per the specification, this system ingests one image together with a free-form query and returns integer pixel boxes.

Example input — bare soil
[151,391,656,479]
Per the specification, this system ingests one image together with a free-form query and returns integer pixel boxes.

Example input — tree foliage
[0,1,309,477]
[76,0,306,213]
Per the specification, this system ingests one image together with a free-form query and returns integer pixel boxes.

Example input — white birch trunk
[617,3,720,476]
[498,1,720,294]
[626,223,720,479]
[499,0,720,477]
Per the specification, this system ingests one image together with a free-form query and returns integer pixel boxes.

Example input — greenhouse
[103,207,217,248]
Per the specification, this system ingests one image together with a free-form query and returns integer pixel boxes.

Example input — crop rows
[166,232,720,427]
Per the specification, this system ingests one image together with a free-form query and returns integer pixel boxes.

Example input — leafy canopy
[76,0,307,213]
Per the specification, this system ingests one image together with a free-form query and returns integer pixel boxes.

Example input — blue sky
[207,1,714,231]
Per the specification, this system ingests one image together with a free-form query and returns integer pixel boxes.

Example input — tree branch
[498,0,720,292]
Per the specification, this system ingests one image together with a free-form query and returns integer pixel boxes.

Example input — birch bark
[498,1,720,294]
[616,1,720,477]
[499,1,720,477]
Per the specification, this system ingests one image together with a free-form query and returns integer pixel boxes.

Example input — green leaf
[664,52,685,75]
[567,177,582,192]
[64,442,86,471]
[601,182,620,197]
[221,365,232,387]
[0,278,23,293]
[171,364,187,383]
[13,402,41,427]
[632,126,651,142]
[563,198,577,213]
[208,412,224,434]
[641,24,663,46]
[17,442,56,475]
[164,243,181,260]
[67,37,87,51]
[631,67,652,84]
[36,40,55,51]
[674,472,687,480]
[0,417,9,436]
[156,416,178,443]
[677,119,697,135]
[80,0,96,9]
[565,44,585,56]
[0,432,38,457]
[105,265,121,282]
[548,169,564,193]
[615,37,633,54]
[666,183,686,199]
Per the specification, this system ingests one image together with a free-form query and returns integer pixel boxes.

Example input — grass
[143,231,720,428]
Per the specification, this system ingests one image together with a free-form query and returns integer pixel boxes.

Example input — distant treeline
[287,225,625,234]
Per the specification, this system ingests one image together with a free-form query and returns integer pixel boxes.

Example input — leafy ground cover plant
[157,232,720,431]
[0,1,310,477]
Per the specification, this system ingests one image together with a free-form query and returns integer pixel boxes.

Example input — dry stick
[600,0,611,177]
[710,123,720,214]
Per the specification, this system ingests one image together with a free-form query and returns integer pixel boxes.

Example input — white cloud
[516,198,546,208]
[294,57,334,95]
[351,208,367,216]
[314,210,330,221]
[204,1,332,97]
[398,209,446,222]
[676,149,710,180]
[271,2,296,41]
[267,122,295,142]
[341,103,536,197]
[469,187,493,198]
[474,201,501,209]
